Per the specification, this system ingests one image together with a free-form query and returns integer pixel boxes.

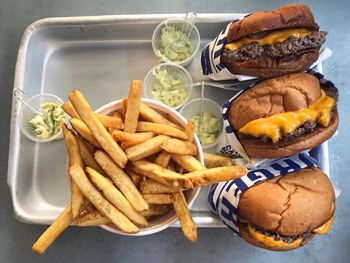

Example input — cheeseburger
[222,4,326,78]
[228,73,338,158]
[238,166,335,251]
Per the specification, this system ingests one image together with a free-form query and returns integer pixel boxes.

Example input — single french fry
[124,80,142,132]
[143,194,173,205]
[139,103,179,128]
[125,135,168,161]
[96,114,124,130]
[172,191,197,242]
[136,121,188,140]
[184,120,196,143]
[77,137,105,175]
[75,210,111,226]
[154,151,172,168]
[122,98,128,118]
[161,138,197,155]
[129,160,193,189]
[62,124,84,218]
[112,130,154,143]
[120,140,135,150]
[140,205,170,217]
[94,150,149,212]
[112,111,123,121]
[172,154,206,172]
[86,167,148,227]
[140,179,179,194]
[69,165,139,233]
[69,90,128,168]
[62,101,80,119]
[70,118,101,148]
[32,205,73,254]
[184,166,247,186]
[204,152,234,168]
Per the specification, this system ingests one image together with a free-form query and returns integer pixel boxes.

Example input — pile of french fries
[32,80,247,254]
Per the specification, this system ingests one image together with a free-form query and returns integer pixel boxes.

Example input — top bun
[238,167,335,236]
[228,73,322,130]
[227,4,319,43]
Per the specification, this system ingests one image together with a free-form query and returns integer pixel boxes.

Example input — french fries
[69,165,139,233]
[77,137,105,175]
[204,152,234,168]
[129,160,193,189]
[136,121,188,140]
[64,101,123,129]
[112,130,154,144]
[161,138,197,155]
[172,191,197,242]
[140,179,179,194]
[86,167,148,227]
[96,114,124,129]
[172,154,206,172]
[125,135,168,161]
[62,101,80,119]
[33,82,250,251]
[184,120,196,143]
[124,80,142,132]
[62,124,84,218]
[32,205,72,254]
[140,205,170,217]
[154,151,172,168]
[75,210,111,226]
[70,118,101,148]
[143,194,173,205]
[69,90,128,168]
[185,166,247,186]
[139,103,179,128]
[94,150,149,212]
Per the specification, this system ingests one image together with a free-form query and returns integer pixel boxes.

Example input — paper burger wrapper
[200,13,333,81]
[215,68,337,168]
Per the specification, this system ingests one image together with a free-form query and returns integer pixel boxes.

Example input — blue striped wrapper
[208,153,318,236]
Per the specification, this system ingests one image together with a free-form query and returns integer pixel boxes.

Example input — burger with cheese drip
[238,166,335,251]
[222,4,326,78]
[227,72,338,159]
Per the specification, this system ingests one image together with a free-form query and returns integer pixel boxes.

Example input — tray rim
[7,13,329,229]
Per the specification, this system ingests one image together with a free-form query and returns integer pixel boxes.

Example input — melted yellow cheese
[248,225,302,249]
[225,28,311,51]
[313,217,334,234]
[239,90,335,143]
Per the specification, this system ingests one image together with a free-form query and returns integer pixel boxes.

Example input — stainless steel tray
[7,14,329,227]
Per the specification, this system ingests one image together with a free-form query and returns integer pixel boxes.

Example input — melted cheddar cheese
[248,225,302,249]
[313,217,334,234]
[239,90,335,143]
[225,28,311,51]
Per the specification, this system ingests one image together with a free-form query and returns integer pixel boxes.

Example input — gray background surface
[1,0,349,262]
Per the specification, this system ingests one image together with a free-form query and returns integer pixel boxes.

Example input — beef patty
[223,31,327,63]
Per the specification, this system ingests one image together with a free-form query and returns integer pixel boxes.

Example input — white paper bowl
[143,62,193,110]
[95,98,203,236]
[180,98,224,149]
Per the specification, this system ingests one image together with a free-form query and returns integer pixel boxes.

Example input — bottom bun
[239,223,314,251]
[239,111,338,159]
[223,49,319,78]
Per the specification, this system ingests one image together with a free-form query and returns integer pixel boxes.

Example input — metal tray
[7,14,329,227]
